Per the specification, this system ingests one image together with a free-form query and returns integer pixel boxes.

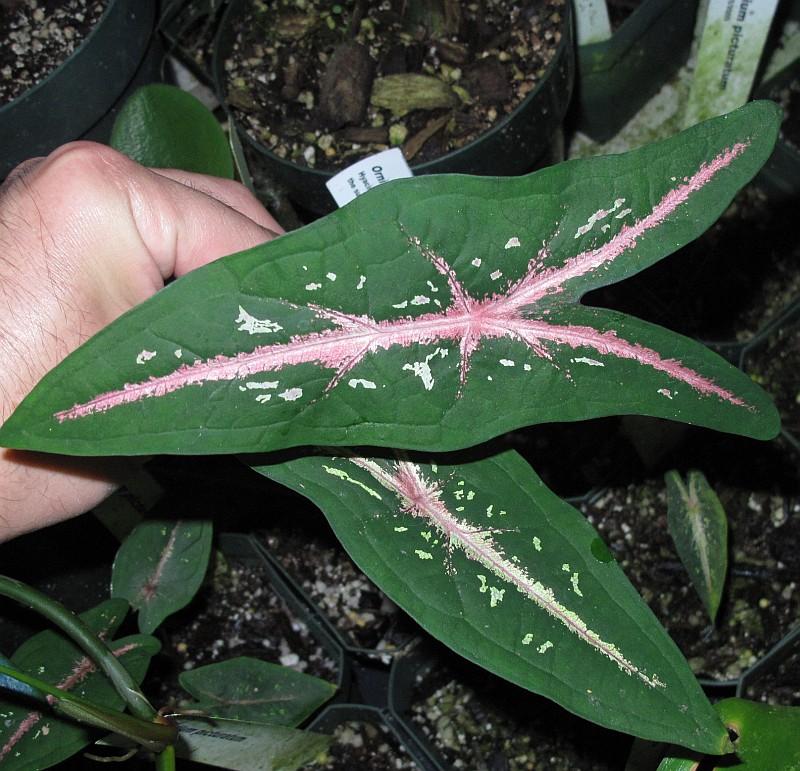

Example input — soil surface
[409,646,630,770]
[771,75,800,150]
[259,528,418,653]
[581,482,800,682]
[316,720,418,770]
[222,0,564,170]
[0,0,108,105]
[150,552,340,713]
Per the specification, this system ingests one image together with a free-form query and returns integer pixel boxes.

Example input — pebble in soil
[0,0,108,105]
[260,529,418,653]
[150,554,339,712]
[222,0,565,170]
[581,482,800,682]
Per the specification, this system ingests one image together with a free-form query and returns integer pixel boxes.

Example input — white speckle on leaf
[174,349,182,358]
[571,572,584,597]
[236,306,283,335]
[487,375,493,381]
[499,359,515,367]
[411,295,430,305]
[505,236,521,249]
[489,586,505,607]
[538,641,554,654]
[616,208,633,219]
[486,504,494,518]
[574,198,626,238]
[426,280,439,292]
[562,563,571,572]
[532,536,542,551]
[326,272,337,281]
[490,270,503,280]
[524,363,532,371]
[323,465,382,499]
[356,275,367,289]
[392,300,408,309]
[394,526,408,532]
[246,381,279,390]
[601,224,611,233]
[305,282,322,291]
[278,388,303,401]
[471,257,482,267]
[415,549,433,560]
[136,350,156,365]
[522,633,534,645]
[657,388,673,399]
[466,490,475,501]
[348,378,377,389]
[402,347,448,390]
[256,394,272,403]
[571,356,605,367]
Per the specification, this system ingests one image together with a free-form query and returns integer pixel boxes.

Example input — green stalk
[0,664,176,752]
[0,575,154,720]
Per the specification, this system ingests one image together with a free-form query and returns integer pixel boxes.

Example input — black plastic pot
[212,0,575,216]
[573,0,699,143]
[754,60,800,202]
[740,300,800,458]
[0,0,158,179]
[738,624,800,704]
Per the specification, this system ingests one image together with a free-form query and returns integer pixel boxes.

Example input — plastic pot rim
[211,0,574,183]
[0,0,145,117]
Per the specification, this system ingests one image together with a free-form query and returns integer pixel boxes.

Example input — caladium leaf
[0,599,158,770]
[178,657,336,725]
[0,101,781,456]
[256,449,731,754]
[111,517,214,634]
[665,470,728,624]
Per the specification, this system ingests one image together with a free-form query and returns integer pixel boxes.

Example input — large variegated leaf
[0,102,781,456]
[256,449,731,754]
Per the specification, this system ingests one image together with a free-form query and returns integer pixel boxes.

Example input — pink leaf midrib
[53,143,750,423]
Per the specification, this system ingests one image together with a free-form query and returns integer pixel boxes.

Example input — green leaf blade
[111,518,213,634]
[0,102,781,456]
[256,450,730,754]
[178,657,336,726]
[0,600,158,770]
[665,471,728,623]
[110,84,234,178]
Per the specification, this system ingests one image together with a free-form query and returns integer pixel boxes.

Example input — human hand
[0,141,283,541]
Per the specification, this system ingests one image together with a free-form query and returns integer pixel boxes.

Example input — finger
[150,168,283,237]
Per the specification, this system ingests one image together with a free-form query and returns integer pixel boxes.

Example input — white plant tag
[573,0,612,45]
[685,0,780,127]
[326,147,413,207]
[173,718,328,770]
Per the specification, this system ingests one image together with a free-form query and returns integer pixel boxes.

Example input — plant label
[573,0,612,45]
[685,0,780,127]
[326,148,413,207]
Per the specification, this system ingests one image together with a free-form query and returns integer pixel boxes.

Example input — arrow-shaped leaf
[665,470,728,623]
[0,102,781,456]
[256,449,731,754]
[111,518,214,634]
[178,657,336,726]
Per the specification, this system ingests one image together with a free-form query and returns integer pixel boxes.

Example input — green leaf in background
[111,518,213,634]
[257,449,730,754]
[0,600,158,770]
[665,470,728,623]
[0,102,781,457]
[658,698,800,770]
[178,657,336,725]
[176,717,329,771]
[110,84,234,178]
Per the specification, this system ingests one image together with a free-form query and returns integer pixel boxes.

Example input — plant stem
[156,744,177,771]
[0,663,176,752]
[0,575,154,720]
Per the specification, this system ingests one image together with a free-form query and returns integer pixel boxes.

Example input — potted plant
[0,0,162,179]
[211,0,575,214]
